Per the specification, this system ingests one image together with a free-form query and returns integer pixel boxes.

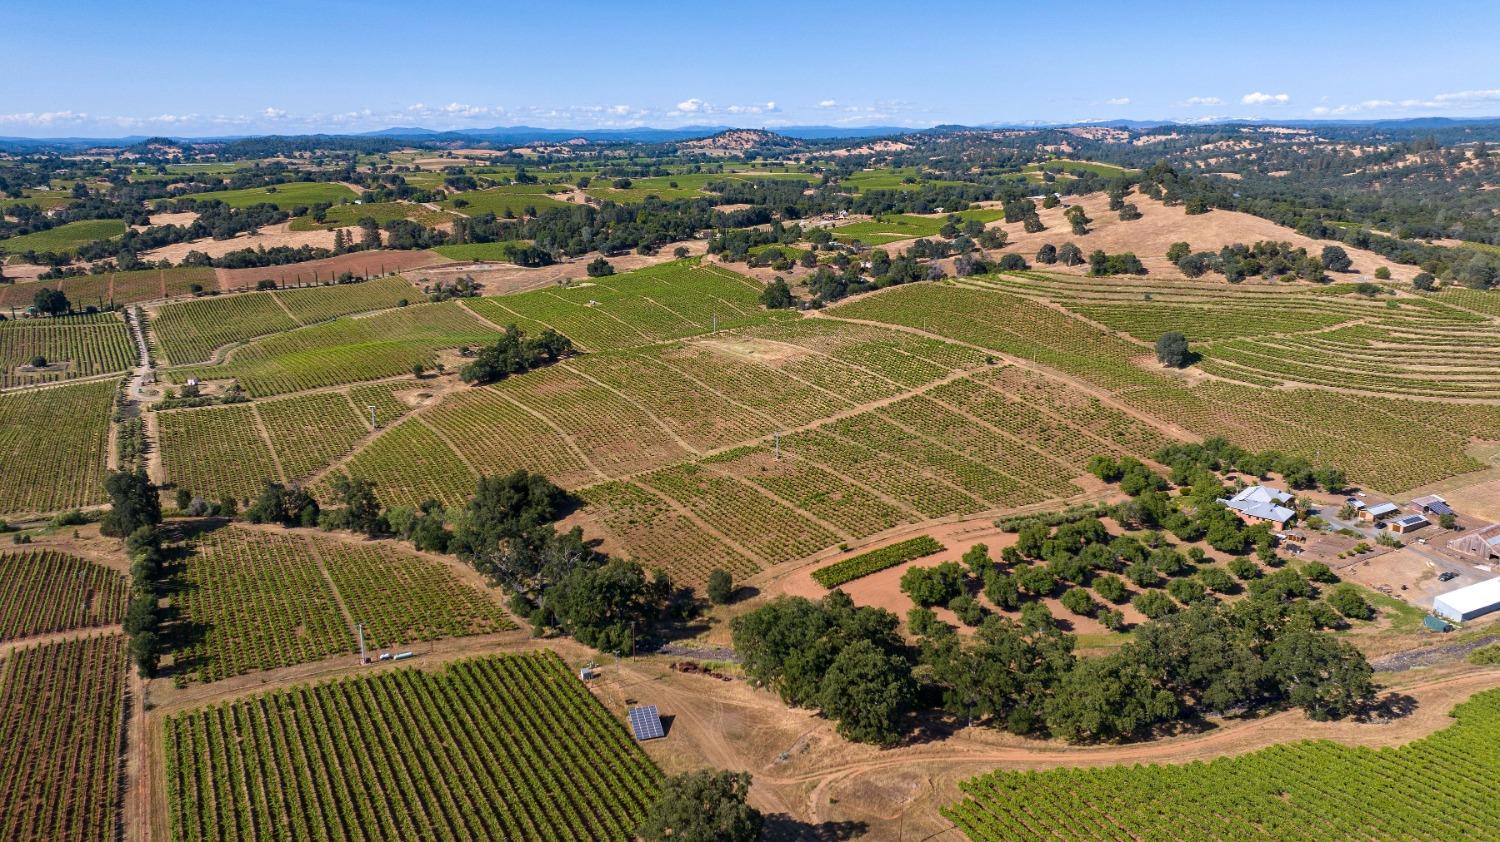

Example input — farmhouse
[1410,494,1454,517]
[1360,502,1400,522]
[1432,577,1500,622]
[1448,523,1500,562]
[1221,485,1295,530]
[1387,514,1429,535]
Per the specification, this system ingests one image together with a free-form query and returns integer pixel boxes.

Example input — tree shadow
[1364,692,1419,723]
[761,815,868,841]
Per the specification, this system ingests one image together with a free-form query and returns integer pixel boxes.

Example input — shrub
[949,594,985,626]
[901,562,965,608]
[1228,557,1261,580]
[1166,577,1207,605]
[1198,567,1236,593]
[1093,573,1128,604]
[1327,583,1375,621]
[1303,561,1338,583]
[707,569,734,605]
[1061,587,1095,617]
[1132,590,1177,619]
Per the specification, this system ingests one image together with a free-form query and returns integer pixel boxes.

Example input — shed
[1411,494,1453,516]
[1433,577,1500,622]
[1361,502,1399,521]
[1388,514,1429,534]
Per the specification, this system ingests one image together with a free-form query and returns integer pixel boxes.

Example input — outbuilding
[1360,502,1399,522]
[1449,523,1500,563]
[1410,494,1454,517]
[1433,577,1500,622]
[1388,514,1430,534]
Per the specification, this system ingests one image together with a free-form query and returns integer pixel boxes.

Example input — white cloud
[817,99,837,108]
[726,101,778,114]
[1183,96,1222,106]
[262,107,287,119]
[674,98,705,113]
[1241,92,1290,105]
[1104,97,1130,106]
[1434,88,1500,103]
[0,110,91,126]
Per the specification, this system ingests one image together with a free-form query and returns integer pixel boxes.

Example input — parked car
[1438,571,1458,582]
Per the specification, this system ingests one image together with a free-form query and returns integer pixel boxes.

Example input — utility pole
[357,622,366,663]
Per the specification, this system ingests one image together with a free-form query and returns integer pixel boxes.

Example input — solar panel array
[627,705,664,741]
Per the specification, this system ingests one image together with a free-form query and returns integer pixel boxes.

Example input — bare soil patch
[145,211,199,228]
[990,193,1414,282]
[694,335,810,366]
[214,249,446,290]
[137,224,344,267]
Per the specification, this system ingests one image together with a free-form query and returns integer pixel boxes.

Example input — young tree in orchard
[637,770,762,842]
[1156,331,1191,368]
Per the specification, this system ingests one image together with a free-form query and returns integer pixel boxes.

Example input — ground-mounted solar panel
[627,704,664,740]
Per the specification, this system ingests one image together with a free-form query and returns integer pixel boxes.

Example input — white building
[1433,577,1500,622]
[1221,485,1295,530]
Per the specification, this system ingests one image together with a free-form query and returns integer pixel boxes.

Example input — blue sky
[3,0,1498,137]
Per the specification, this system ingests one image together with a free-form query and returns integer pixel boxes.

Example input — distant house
[1360,502,1400,522]
[1221,485,1295,530]
[1409,494,1455,517]
[1449,523,1500,563]
[1387,514,1429,534]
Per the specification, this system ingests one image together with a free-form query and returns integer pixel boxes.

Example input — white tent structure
[1432,577,1500,622]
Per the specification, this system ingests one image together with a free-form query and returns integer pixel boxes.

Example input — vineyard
[167,181,357,210]
[271,276,422,324]
[0,379,114,515]
[153,293,299,364]
[288,202,454,231]
[813,535,945,588]
[460,260,781,353]
[0,634,127,842]
[833,276,1500,492]
[0,311,136,387]
[168,525,512,683]
[152,278,422,365]
[255,390,373,481]
[943,688,1500,841]
[0,266,216,311]
[0,550,128,642]
[164,651,660,842]
[170,301,499,396]
[158,402,282,501]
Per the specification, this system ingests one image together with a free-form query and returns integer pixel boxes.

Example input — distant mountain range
[2,116,1499,151]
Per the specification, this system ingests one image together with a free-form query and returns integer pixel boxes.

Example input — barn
[1448,523,1500,562]
[1432,577,1500,622]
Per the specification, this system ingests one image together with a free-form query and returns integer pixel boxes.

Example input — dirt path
[0,623,124,658]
